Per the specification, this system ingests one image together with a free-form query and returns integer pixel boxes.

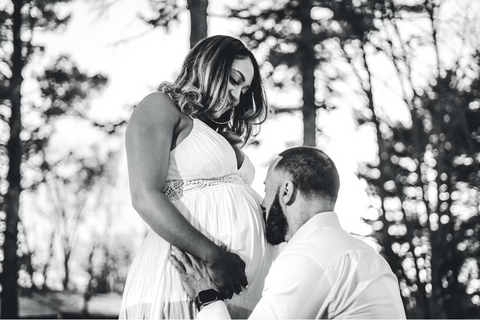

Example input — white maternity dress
[119,118,275,319]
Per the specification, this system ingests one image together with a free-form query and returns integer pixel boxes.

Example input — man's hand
[169,246,219,300]
[204,248,248,299]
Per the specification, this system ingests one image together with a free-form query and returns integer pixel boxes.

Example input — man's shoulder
[281,226,380,269]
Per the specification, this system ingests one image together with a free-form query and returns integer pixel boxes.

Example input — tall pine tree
[231,0,480,317]
[0,1,114,316]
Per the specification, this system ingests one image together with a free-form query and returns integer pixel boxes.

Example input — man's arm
[169,246,233,318]
[248,251,330,319]
[170,246,331,319]
[196,301,231,319]
[198,252,331,319]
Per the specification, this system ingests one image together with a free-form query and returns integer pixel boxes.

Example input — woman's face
[209,57,255,119]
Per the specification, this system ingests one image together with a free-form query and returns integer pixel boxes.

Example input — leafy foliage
[360,65,480,317]
[139,0,208,48]
[0,1,127,317]
[232,0,480,317]
[230,0,333,145]
[139,0,185,30]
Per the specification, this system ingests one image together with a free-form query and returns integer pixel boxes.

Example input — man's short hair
[276,147,340,202]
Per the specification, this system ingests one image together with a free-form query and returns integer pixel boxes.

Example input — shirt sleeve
[197,301,231,319]
[249,251,331,319]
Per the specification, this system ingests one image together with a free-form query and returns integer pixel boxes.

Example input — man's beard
[263,191,288,245]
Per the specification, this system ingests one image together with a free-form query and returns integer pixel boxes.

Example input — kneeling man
[170,146,406,319]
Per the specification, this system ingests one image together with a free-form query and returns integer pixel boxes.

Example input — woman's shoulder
[137,91,179,114]
[132,91,182,123]
[126,92,185,137]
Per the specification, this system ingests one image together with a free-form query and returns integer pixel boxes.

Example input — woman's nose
[230,87,241,102]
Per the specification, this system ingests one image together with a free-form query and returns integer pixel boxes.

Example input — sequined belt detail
[162,174,244,201]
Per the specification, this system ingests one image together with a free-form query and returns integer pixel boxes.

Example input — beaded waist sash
[162,174,244,201]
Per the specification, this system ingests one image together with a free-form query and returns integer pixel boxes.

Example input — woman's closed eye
[230,77,250,95]
[230,76,240,86]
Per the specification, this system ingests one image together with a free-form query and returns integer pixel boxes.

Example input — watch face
[198,289,219,303]
[195,289,224,311]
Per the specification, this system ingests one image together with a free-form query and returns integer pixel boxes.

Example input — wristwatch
[195,289,224,311]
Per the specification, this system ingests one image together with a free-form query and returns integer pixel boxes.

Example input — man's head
[262,147,340,244]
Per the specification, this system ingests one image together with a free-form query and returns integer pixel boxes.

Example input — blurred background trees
[0,0,128,317]
[230,0,480,317]
[0,0,479,318]
[139,0,208,48]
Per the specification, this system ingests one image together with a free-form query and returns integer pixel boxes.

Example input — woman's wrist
[201,242,222,265]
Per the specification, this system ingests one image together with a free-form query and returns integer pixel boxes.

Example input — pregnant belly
[171,182,266,270]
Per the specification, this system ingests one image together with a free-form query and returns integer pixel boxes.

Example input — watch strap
[195,289,224,311]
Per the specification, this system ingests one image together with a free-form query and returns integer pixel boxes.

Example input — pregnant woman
[119,35,275,319]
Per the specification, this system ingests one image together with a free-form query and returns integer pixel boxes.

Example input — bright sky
[28,0,377,239]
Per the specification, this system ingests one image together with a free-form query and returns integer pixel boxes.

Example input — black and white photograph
[0,0,479,318]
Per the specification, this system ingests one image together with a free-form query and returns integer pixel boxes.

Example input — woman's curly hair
[158,35,268,147]
[158,82,204,117]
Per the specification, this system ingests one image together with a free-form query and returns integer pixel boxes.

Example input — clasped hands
[169,245,248,300]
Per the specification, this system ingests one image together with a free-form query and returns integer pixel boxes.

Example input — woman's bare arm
[125,92,247,297]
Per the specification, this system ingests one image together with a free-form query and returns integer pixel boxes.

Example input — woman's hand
[204,248,248,299]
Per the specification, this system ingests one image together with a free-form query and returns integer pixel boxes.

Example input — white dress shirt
[198,211,406,319]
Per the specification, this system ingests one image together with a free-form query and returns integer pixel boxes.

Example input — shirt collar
[286,211,341,247]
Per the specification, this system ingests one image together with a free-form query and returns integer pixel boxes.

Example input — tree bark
[42,231,56,290]
[298,0,317,146]
[1,0,24,317]
[187,0,208,48]
[63,250,71,290]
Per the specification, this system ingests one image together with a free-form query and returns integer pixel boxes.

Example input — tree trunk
[298,0,317,146]
[357,42,416,316]
[83,244,96,317]
[63,250,71,290]
[187,0,208,48]
[1,0,24,318]
[42,231,56,290]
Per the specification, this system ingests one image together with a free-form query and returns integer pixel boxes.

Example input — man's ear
[281,181,297,206]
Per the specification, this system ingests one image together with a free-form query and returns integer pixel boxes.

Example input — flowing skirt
[120,179,275,319]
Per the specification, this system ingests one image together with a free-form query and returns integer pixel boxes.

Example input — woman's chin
[210,105,232,119]
[210,111,228,121]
